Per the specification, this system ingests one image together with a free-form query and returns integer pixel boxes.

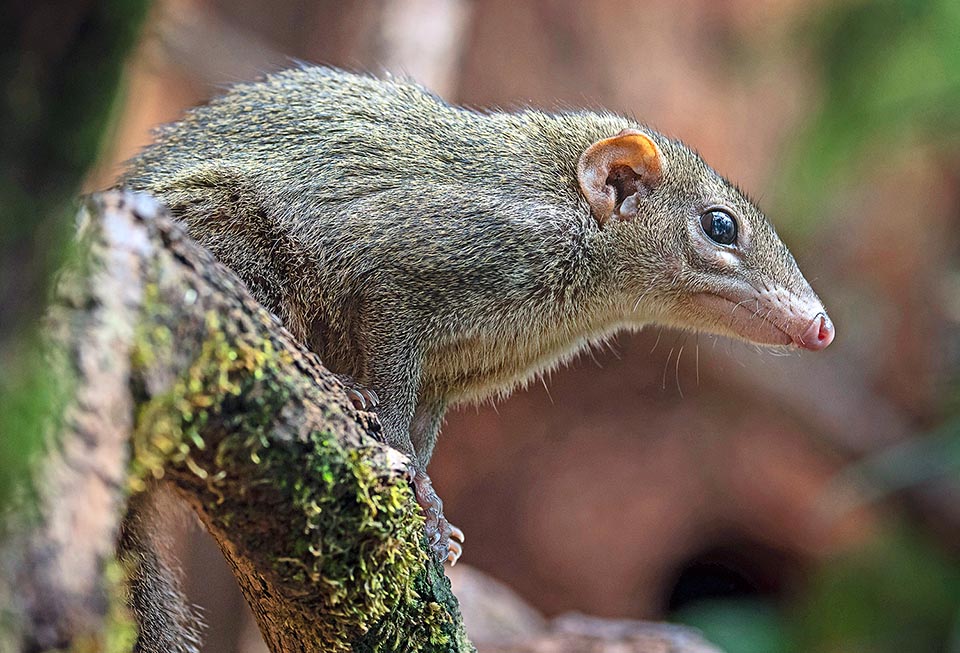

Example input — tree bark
[0,190,469,653]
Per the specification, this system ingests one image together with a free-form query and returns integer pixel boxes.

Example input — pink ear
[577,129,662,225]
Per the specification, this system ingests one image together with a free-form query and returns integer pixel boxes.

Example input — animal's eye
[700,209,738,246]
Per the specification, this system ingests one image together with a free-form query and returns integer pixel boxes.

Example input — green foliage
[825,418,960,513]
[102,560,138,653]
[676,527,960,653]
[777,0,960,230]
[792,526,960,653]
[674,599,789,653]
[0,332,70,524]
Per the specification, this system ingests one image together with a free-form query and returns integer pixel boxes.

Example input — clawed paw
[412,469,465,565]
[345,386,379,411]
[335,374,380,411]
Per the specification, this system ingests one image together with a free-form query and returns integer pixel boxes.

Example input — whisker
[632,291,647,313]
[650,327,663,354]
[540,376,555,405]
[586,345,603,368]
[695,336,700,386]
[731,339,747,367]
[662,346,675,391]
[675,342,684,398]
[634,288,656,313]
[604,336,622,360]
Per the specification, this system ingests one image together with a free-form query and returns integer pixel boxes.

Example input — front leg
[411,468,464,564]
[409,397,463,564]
[366,368,463,564]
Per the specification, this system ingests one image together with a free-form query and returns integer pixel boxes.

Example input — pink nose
[796,312,835,351]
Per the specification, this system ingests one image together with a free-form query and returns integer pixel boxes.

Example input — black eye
[700,209,738,246]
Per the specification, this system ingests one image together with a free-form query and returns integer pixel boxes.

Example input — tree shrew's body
[120,65,834,652]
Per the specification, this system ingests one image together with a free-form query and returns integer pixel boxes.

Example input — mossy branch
[0,191,470,652]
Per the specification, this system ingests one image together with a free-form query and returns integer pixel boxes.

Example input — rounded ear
[577,129,663,225]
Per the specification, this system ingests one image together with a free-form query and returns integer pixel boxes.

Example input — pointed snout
[794,312,835,351]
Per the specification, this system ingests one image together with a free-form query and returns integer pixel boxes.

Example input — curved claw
[446,539,463,566]
[362,387,380,408]
[339,376,379,412]
[403,464,417,483]
[345,387,368,411]
[449,525,465,543]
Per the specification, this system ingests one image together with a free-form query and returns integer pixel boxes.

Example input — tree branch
[1,190,469,652]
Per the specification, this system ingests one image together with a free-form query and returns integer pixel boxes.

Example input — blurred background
[10,0,960,651]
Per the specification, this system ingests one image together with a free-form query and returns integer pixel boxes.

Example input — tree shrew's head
[578,128,834,351]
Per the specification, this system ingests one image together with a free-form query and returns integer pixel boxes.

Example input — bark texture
[0,190,468,653]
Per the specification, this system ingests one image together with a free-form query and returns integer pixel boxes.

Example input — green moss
[213,422,456,651]
[128,286,465,651]
[357,559,471,653]
[129,289,292,491]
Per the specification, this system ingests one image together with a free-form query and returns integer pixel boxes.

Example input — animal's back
[121,67,625,397]
[127,67,596,221]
